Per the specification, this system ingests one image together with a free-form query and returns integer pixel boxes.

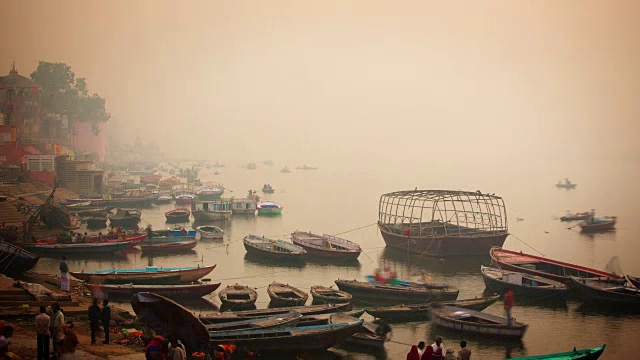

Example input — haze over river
[34,158,640,359]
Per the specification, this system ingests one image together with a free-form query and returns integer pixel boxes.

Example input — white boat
[197,225,224,239]
[192,199,232,221]
[257,201,283,216]
[232,198,257,215]
[196,184,225,200]
[175,194,196,205]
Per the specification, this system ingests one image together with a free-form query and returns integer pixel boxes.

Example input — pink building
[72,121,106,162]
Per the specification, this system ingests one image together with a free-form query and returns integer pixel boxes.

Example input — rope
[330,223,377,236]
[509,233,545,257]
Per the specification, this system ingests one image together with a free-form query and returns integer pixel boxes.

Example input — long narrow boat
[243,235,307,260]
[219,284,258,310]
[102,234,147,246]
[481,265,568,298]
[65,197,154,208]
[329,313,389,349]
[199,302,352,323]
[431,305,528,339]
[18,240,133,254]
[89,282,221,300]
[204,313,302,332]
[364,295,499,322]
[0,241,40,277]
[335,279,458,304]
[579,217,617,232]
[70,264,216,284]
[108,209,142,227]
[510,345,605,360]
[267,282,309,306]
[490,247,623,284]
[164,208,191,223]
[570,276,640,306]
[560,212,594,222]
[310,285,352,304]
[140,240,198,253]
[197,226,224,239]
[291,231,361,260]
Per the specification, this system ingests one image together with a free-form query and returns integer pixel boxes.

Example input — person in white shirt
[417,341,426,357]
[432,337,446,360]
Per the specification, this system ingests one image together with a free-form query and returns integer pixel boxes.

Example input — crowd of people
[407,337,469,360]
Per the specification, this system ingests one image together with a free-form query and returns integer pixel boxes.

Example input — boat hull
[291,234,361,260]
[481,267,568,298]
[193,210,230,221]
[335,279,459,304]
[570,277,640,306]
[0,242,40,277]
[140,240,198,253]
[244,242,306,261]
[509,345,605,360]
[70,264,216,284]
[580,220,616,232]
[310,287,352,304]
[257,208,282,216]
[379,226,508,257]
[91,282,221,300]
[20,241,132,254]
[431,306,527,339]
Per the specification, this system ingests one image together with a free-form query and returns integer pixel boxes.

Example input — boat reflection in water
[378,247,487,275]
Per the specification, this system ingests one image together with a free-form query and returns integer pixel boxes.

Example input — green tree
[30,61,109,132]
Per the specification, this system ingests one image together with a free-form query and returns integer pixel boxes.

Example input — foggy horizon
[2,0,639,165]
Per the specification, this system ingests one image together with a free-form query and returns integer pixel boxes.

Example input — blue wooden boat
[510,344,605,360]
[70,264,216,284]
[166,225,197,237]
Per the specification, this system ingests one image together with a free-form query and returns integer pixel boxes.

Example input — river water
[32,158,640,359]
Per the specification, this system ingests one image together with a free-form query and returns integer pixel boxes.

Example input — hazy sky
[2,0,639,164]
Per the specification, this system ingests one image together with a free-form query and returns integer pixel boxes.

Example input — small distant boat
[164,208,191,222]
[243,235,307,260]
[0,241,40,277]
[257,201,283,216]
[490,247,622,284]
[281,166,291,173]
[154,195,172,204]
[219,284,258,309]
[197,225,224,239]
[335,279,459,304]
[291,231,361,260]
[556,178,577,189]
[262,184,275,193]
[232,198,256,215]
[579,216,617,232]
[509,345,605,360]
[263,160,274,166]
[192,199,232,221]
[560,211,593,222]
[310,285,352,304]
[481,265,568,298]
[295,165,318,170]
[268,282,309,306]
[90,282,221,300]
[140,175,160,184]
[364,295,499,322]
[570,276,640,306]
[70,264,216,284]
[174,194,196,205]
[140,239,198,253]
[212,162,225,168]
[246,163,257,170]
[86,216,108,228]
[431,305,528,339]
[108,209,141,227]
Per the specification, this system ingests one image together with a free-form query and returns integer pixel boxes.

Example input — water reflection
[243,253,306,269]
[378,247,488,275]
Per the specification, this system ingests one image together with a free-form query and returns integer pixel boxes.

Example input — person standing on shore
[35,306,50,360]
[50,303,65,359]
[88,299,101,345]
[59,321,79,360]
[504,290,514,327]
[457,340,471,360]
[101,300,111,344]
[59,257,70,293]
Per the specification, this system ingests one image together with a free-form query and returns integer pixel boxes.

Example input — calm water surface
[33,158,640,359]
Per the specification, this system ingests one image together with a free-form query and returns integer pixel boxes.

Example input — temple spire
[9,61,17,75]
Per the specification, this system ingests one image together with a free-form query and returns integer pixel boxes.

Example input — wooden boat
[192,200,232,221]
[556,178,577,189]
[243,235,306,260]
[219,284,258,309]
[626,275,640,288]
[257,201,283,215]
[153,195,173,204]
[296,310,365,327]
[231,198,256,215]
[166,225,197,237]
[481,265,569,298]
[108,209,141,227]
[102,233,147,245]
[560,211,593,222]
[70,264,216,284]
[490,247,623,284]
[329,313,389,349]
[431,305,528,339]
[579,217,617,232]
[0,241,40,277]
[364,295,499,322]
[510,345,605,360]
[335,279,459,304]
[164,208,190,222]
[86,216,108,228]
[291,231,361,260]
[570,276,640,306]
[196,185,225,200]
[268,282,309,306]
[68,207,113,217]
[65,197,154,207]
[365,275,450,290]
[199,302,352,323]
[197,225,224,239]
[262,184,275,193]
[140,239,198,253]
[204,313,303,332]
[174,194,196,205]
[19,240,133,254]
[90,282,221,299]
[310,285,352,304]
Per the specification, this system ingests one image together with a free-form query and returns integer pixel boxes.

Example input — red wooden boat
[141,239,198,253]
[33,234,146,248]
[579,217,617,232]
[165,208,191,222]
[291,231,361,260]
[490,247,623,284]
[90,282,221,299]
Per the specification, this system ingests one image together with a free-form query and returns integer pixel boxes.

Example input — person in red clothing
[407,345,420,360]
[421,344,434,360]
[504,289,515,327]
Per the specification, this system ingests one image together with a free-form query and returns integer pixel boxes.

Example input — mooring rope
[509,233,545,257]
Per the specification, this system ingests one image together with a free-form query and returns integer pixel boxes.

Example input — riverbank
[1,271,145,359]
